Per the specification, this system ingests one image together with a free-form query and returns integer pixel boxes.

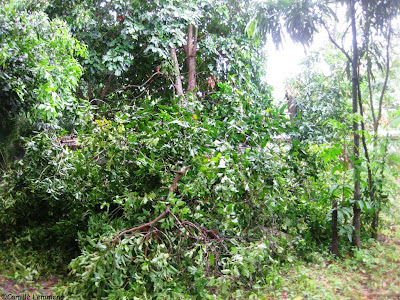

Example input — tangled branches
[111,165,230,261]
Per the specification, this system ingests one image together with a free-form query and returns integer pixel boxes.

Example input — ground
[264,195,400,300]
[267,223,400,299]
[1,200,399,299]
[0,275,59,297]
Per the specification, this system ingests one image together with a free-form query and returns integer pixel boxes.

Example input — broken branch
[112,205,171,243]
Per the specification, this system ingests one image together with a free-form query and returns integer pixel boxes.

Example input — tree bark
[371,210,379,239]
[170,47,184,96]
[331,199,339,256]
[357,84,374,225]
[350,0,362,249]
[372,136,389,239]
[184,24,197,94]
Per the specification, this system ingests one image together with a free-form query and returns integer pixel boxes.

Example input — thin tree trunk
[357,85,374,213]
[332,142,349,256]
[366,26,391,238]
[367,61,376,130]
[371,211,379,239]
[358,87,376,238]
[184,24,197,94]
[331,199,339,256]
[170,47,184,96]
[350,0,361,249]
[372,136,390,239]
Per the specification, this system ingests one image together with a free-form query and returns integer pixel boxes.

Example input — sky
[262,4,351,102]
[264,30,330,102]
[264,40,307,101]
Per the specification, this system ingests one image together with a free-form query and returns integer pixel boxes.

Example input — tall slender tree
[349,0,362,248]
[250,0,400,250]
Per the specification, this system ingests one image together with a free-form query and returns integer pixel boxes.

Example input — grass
[263,196,400,300]
[266,238,400,299]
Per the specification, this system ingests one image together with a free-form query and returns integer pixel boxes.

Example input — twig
[117,71,161,92]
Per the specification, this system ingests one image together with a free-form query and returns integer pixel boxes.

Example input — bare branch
[169,166,190,194]
[112,165,190,243]
[197,34,207,41]
[112,206,171,243]
[322,21,353,66]
[117,71,161,92]
[194,26,198,50]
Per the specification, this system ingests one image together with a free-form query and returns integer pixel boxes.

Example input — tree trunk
[331,199,339,256]
[170,47,184,97]
[184,24,197,94]
[371,210,379,239]
[353,203,362,248]
[100,72,115,102]
[370,27,391,240]
[350,0,362,249]
[357,85,375,238]
[285,88,298,122]
[372,136,389,239]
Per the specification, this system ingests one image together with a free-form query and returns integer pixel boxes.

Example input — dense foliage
[0,0,399,298]
[0,0,89,169]
[0,2,87,122]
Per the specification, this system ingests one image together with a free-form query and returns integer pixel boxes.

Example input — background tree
[41,0,266,108]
